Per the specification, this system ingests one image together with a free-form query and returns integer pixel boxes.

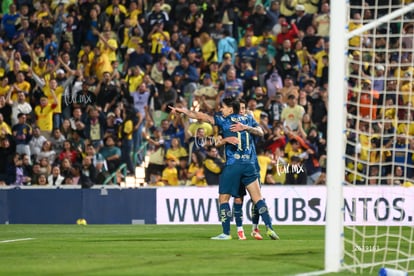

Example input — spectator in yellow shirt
[0,113,11,138]
[187,151,207,186]
[95,29,118,63]
[10,71,31,102]
[119,109,135,175]
[148,22,170,57]
[0,77,11,97]
[257,148,276,184]
[105,0,127,16]
[91,46,112,81]
[162,154,179,186]
[166,137,188,160]
[34,94,58,139]
[200,32,218,66]
[187,120,214,137]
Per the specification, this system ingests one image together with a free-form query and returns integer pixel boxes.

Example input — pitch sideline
[0,238,35,243]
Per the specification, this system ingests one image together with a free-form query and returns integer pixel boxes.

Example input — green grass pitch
[0,225,410,275]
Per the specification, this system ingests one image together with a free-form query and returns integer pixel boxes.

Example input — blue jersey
[214,113,259,165]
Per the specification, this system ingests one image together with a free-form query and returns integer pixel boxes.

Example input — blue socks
[255,199,273,230]
[219,203,232,235]
[233,203,243,227]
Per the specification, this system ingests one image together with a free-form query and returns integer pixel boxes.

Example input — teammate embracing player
[170,98,279,240]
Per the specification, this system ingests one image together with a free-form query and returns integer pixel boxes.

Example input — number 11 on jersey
[237,131,250,151]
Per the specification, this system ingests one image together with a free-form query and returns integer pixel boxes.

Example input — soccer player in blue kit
[216,99,263,240]
[170,98,279,240]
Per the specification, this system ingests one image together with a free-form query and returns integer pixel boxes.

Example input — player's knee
[234,197,243,204]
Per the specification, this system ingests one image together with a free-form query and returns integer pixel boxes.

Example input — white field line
[0,238,34,243]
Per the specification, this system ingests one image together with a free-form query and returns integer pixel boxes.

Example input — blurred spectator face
[52,166,61,177]
[90,8,98,19]
[83,156,92,167]
[1,77,8,86]
[164,79,172,89]
[245,36,252,47]
[255,86,264,96]
[270,1,279,10]
[16,72,25,83]
[196,128,205,138]
[9,4,17,14]
[161,120,170,131]
[61,158,71,169]
[49,79,58,89]
[20,4,29,15]
[18,114,26,123]
[283,39,291,50]
[86,145,96,156]
[38,174,47,185]
[180,58,189,68]
[248,99,257,110]
[153,2,161,12]
[32,128,40,137]
[291,141,300,151]
[63,141,71,150]
[73,107,82,119]
[93,47,101,57]
[193,37,201,47]
[103,72,111,82]
[287,96,296,107]
[202,76,211,85]
[113,6,120,15]
[171,138,180,148]
[53,129,62,138]
[138,83,147,93]
[208,147,218,158]
[129,1,137,10]
[89,108,99,119]
[105,137,115,147]
[40,97,48,107]
[227,69,236,81]
[195,17,203,28]
[42,141,52,151]
[32,163,41,173]
[0,138,10,148]
[23,155,30,165]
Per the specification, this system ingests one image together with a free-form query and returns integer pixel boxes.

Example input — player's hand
[224,136,239,145]
[230,122,247,132]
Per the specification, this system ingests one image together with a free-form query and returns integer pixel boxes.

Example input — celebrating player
[215,99,263,240]
[170,98,279,240]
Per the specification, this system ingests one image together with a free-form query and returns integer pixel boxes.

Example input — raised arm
[169,106,214,125]
[30,68,46,88]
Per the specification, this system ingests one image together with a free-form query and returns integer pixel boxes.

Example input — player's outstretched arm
[169,106,214,124]
[230,122,264,137]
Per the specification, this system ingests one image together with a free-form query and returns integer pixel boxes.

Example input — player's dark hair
[222,97,240,114]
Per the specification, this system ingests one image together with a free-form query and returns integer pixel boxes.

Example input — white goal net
[330,1,414,274]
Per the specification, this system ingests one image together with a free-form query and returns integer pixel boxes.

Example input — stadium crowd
[0,0,411,187]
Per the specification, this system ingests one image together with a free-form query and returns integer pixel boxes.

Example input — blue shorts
[236,162,261,198]
[219,163,258,197]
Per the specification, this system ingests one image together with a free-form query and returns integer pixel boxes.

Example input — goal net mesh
[343,1,414,274]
